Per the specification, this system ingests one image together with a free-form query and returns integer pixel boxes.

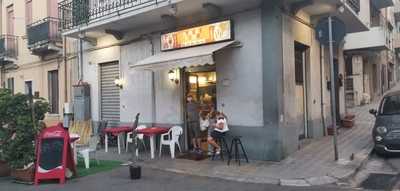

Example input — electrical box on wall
[73,83,91,121]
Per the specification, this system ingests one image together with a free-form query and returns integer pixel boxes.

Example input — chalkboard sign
[39,138,64,171]
[35,123,76,185]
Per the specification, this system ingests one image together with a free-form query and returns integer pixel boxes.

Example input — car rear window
[380,95,400,115]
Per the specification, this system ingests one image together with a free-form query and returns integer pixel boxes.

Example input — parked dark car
[370,91,400,156]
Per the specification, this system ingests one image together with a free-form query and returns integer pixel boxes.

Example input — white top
[199,118,209,131]
[214,118,229,133]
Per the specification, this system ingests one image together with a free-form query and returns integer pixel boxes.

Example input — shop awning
[130,41,237,70]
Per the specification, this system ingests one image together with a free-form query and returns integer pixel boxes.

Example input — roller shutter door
[100,62,120,127]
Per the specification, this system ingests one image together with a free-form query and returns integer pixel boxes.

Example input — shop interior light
[198,76,208,86]
[189,76,197,84]
[208,72,217,83]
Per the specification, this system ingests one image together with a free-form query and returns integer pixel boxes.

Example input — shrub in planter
[0,89,49,181]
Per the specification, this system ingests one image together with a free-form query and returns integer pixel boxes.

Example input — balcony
[58,0,263,38]
[346,0,360,13]
[0,35,18,63]
[370,0,394,9]
[287,0,367,33]
[344,12,391,51]
[59,0,173,34]
[26,17,62,56]
[344,27,390,50]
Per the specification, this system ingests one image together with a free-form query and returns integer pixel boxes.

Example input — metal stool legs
[228,137,249,165]
[211,137,230,161]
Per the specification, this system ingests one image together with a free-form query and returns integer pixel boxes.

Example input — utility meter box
[63,103,73,128]
[73,84,91,121]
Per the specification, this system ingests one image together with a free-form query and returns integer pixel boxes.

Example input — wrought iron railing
[58,0,168,30]
[0,35,18,59]
[26,17,62,49]
[346,0,360,13]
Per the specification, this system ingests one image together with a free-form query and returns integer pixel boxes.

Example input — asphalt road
[0,167,356,191]
[350,153,400,190]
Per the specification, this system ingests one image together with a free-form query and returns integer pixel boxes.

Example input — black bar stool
[211,136,230,161]
[228,136,249,165]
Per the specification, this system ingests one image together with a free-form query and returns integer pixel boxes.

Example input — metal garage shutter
[100,62,120,127]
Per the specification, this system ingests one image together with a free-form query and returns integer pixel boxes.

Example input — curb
[136,143,374,187]
[279,143,374,187]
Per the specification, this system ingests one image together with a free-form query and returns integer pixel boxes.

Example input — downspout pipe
[320,44,326,136]
[79,37,84,81]
[63,36,68,102]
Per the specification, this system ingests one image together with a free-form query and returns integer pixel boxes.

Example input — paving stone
[306,176,338,186]
[280,179,311,187]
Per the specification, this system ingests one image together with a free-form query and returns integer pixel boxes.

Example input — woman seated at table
[207,111,229,155]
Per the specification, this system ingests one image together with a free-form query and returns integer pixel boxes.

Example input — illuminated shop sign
[161,20,232,51]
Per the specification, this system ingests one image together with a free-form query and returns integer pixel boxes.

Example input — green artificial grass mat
[75,158,122,178]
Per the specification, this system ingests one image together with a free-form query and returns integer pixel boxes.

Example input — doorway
[25,81,33,96]
[183,66,217,152]
[294,42,309,140]
[99,61,120,127]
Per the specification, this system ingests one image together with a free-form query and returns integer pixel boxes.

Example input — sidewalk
[96,87,399,186]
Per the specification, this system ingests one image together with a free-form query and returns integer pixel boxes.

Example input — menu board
[38,138,64,170]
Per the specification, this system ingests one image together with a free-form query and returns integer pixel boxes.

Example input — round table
[135,127,170,159]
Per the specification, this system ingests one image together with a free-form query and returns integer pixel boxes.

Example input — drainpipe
[78,37,84,81]
[320,44,326,136]
[63,36,68,102]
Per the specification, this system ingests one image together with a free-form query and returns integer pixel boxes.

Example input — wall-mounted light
[168,69,179,84]
[114,77,124,89]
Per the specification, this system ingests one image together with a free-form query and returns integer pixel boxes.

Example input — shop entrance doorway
[183,66,217,152]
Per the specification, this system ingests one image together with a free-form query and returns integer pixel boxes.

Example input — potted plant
[0,128,10,177]
[0,89,49,182]
[342,113,355,128]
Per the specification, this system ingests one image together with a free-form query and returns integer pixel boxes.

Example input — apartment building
[0,0,77,118]
[58,0,380,161]
[344,0,397,107]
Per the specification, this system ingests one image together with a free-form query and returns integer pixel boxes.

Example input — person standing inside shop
[187,95,201,152]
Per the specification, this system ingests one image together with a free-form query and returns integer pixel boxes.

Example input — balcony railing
[346,0,360,13]
[59,0,168,30]
[26,17,62,51]
[0,35,18,60]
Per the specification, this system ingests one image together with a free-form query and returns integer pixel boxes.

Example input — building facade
[344,0,398,108]
[58,0,390,161]
[0,0,77,119]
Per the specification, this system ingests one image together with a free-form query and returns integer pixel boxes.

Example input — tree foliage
[0,89,49,169]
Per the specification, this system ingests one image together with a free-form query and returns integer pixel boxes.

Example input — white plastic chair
[159,126,183,159]
[126,125,147,152]
[77,135,99,169]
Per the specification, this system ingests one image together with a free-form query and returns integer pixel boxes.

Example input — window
[380,95,400,115]
[7,78,14,94]
[25,81,33,96]
[26,0,32,25]
[7,5,14,35]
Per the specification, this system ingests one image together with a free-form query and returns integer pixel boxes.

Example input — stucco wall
[83,44,120,121]
[215,9,263,127]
